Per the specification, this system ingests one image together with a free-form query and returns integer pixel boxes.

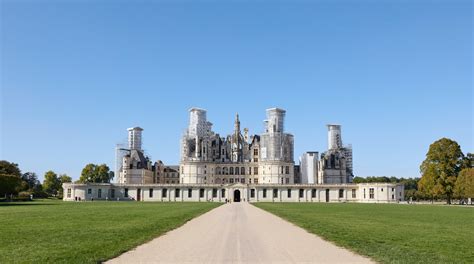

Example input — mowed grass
[0,200,220,263]
[255,203,474,264]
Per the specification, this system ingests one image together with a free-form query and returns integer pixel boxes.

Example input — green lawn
[0,200,220,263]
[255,203,474,264]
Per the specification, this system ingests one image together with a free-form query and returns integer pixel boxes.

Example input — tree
[0,174,22,198]
[418,138,465,204]
[21,172,40,190]
[57,174,72,197]
[0,160,21,177]
[43,171,60,196]
[454,168,474,199]
[79,164,113,183]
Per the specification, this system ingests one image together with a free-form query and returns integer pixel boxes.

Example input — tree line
[0,161,114,200]
[354,138,473,204]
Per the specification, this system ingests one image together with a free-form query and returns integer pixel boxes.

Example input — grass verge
[0,200,220,263]
[254,203,473,263]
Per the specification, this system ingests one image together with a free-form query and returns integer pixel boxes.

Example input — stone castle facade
[62,107,404,203]
[180,108,294,185]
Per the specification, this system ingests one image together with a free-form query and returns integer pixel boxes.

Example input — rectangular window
[273,189,278,198]
[188,188,192,198]
[285,166,290,174]
[285,178,290,184]
[98,189,102,198]
[392,194,395,200]
[124,188,129,198]
[263,189,267,198]
[299,189,304,198]
[221,189,225,197]
[241,178,245,183]
[176,189,180,198]
[212,189,217,198]
[363,188,366,199]
[163,188,168,198]
[87,189,92,194]
[111,189,115,198]
[251,189,255,198]
[381,188,383,192]
[254,149,258,155]
[287,189,291,198]
[339,189,344,198]
[67,188,71,198]
[199,189,205,198]
[149,188,153,198]
[249,167,252,175]
[351,189,356,198]
[254,179,258,184]
[311,189,316,198]
[369,188,375,199]
[254,167,258,175]
[230,178,234,184]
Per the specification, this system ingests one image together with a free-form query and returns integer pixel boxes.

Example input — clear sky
[1,0,472,181]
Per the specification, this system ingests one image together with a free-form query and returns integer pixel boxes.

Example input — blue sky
[1,0,472,181]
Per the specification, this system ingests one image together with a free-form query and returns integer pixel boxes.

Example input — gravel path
[107,202,373,263]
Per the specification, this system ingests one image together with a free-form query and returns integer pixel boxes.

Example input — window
[149,188,153,198]
[363,188,366,199]
[351,189,356,198]
[199,189,205,198]
[273,189,278,198]
[176,189,180,198]
[392,188,394,192]
[235,167,239,175]
[392,194,395,200]
[254,179,258,184]
[212,189,217,198]
[125,188,129,198]
[263,189,267,198]
[254,158,258,162]
[299,189,304,198]
[249,167,252,175]
[251,189,255,198]
[230,167,234,175]
[254,149,258,155]
[285,178,290,184]
[221,189,225,197]
[230,178,234,184]
[67,188,71,198]
[381,188,383,192]
[338,189,344,198]
[241,178,245,183]
[163,188,168,198]
[241,167,245,175]
[188,189,192,198]
[287,189,292,198]
[88,189,92,195]
[111,189,115,198]
[98,189,102,198]
[311,189,316,198]
[254,167,258,175]
[285,166,290,174]
[369,188,375,199]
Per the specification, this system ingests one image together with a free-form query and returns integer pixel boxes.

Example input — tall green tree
[21,172,40,190]
[79,164,113,183]
[454,168,474,199]
[0,160,21,177]
[43,171,60,196]
[57,174,72,197]
[418,138,465,204]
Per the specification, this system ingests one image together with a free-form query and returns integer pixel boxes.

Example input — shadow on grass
[0,202,57,206]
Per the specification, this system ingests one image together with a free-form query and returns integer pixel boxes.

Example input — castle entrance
[233,190,241,202]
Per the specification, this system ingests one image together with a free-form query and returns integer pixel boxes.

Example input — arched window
[235,167,240,175]
[223,167,228,175]
[241,167,245,175]
[216,167,221,175]
[230,167,234,175]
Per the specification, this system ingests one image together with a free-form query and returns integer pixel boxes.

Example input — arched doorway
[233,190,241,202]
